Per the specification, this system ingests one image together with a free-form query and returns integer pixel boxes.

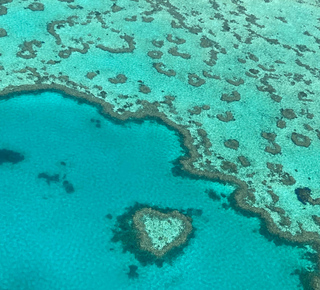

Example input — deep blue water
[0,91,312,289]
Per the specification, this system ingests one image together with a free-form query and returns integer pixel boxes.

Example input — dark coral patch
[108,74,127,84]
[221,203,231,210]
[27,2,45,11]
[125,16,137,22]
[237,156,250,167]
[188,106,202,115]
[0,5,7,15]
[111,3,123,13]
[295,187,312,205]
[90,118,101,128]
[261,132,276,141]
[200,36,214,48]
[17,40,42,59]
[153,63,176,77]
[38,172,60,185]
[249,69,259,74]
[224,139,239,150]
[248,53,259,62]
[203,71,220,79]
[0,27,7,37]
[86,72,97,80]
[63,180,75,193]
[0,149,24,165]
[166,34,186,44]
[221,91,240,102]
[168,47,191,59]
[142,16,154,23]
[281,108,297,119]
[217,111,235,122]
[147,50,163,59]
[188,74,205,87]
[184,208,203,217]
[265,141,281,155]
[270,94,282,102]
[152,40,164,48]
[204,49,218,66]
[280,173,296,186]
[206,189,221,201]
[226,78,244,86]
[220,161,237,173]
[127,265,139,279]
[139,84,151,94]
[106,214,113,220]
[96,35,135,53]
[276,120,286,129]
[291,132,311,147]
[298,91,313,102]
[266,162,283,173]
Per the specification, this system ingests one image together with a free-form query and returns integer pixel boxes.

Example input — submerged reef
[0,0,320,288]
[111,203,194,267]
[37,164,75,193]
[0,149,24,165]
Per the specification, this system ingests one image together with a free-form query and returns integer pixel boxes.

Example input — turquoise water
[0,91,312,289]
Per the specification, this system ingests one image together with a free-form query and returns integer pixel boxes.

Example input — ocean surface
[0,91,314,289]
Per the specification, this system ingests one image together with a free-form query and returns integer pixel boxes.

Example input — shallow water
[0,91,313,289]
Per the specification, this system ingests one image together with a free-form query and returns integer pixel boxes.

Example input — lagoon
[0,91,313,289]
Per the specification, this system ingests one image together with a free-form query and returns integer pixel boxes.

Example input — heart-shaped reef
[133,208,193,257]
[111,203,194,266]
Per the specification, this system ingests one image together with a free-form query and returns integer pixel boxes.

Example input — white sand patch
[143,215,184,250]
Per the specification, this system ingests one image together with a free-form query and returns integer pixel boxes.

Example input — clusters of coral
[1,0,320,286]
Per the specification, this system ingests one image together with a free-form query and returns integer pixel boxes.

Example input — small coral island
[111,203,194,266]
